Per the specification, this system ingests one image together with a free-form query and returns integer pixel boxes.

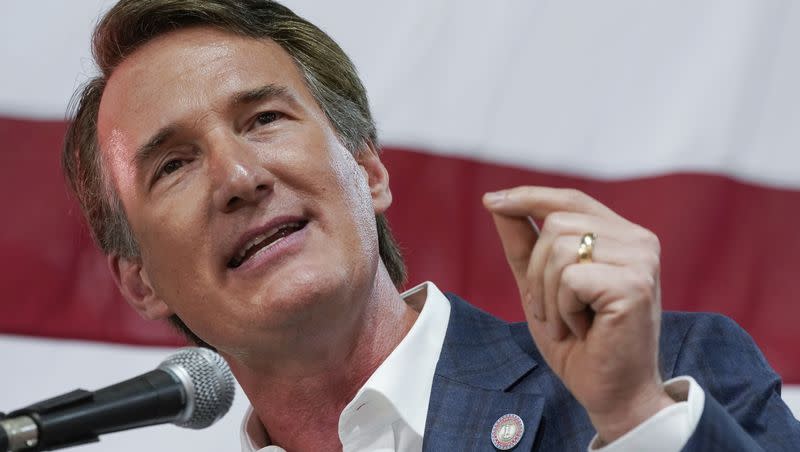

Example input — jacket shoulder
[658,311,774,381]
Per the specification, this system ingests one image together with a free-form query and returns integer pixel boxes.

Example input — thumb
[484,207,539,285]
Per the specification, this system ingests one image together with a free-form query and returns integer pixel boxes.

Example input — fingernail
[483,191,506,205]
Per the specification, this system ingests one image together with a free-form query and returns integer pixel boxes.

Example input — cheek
[328,150,377,244]
[284,133,376,240]
[135,201,214,292]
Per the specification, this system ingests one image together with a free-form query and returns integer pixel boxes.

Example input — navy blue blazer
[422,294,800,451]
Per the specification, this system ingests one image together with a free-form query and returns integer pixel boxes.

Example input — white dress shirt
[240,281,705,451]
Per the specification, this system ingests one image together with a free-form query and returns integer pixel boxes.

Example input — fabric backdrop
[1,1,798,450]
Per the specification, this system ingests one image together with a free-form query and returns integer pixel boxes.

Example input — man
[62,0,799,450]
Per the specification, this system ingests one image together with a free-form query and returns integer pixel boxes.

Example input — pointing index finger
[483,186,619,221]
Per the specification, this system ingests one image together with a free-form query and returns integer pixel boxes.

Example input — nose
[209,136,273,213]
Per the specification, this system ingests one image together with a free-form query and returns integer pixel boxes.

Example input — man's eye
[160,159,185,176]
[254,111,283,126]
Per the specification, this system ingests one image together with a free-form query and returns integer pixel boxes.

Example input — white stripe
[1,1,799,187]
[0,335,249,452]
[0,0,114,119]
[783,386,800,421]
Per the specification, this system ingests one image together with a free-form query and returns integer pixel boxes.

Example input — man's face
[97,28,390,353]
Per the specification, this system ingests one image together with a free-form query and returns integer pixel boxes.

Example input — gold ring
[577,233,596,263]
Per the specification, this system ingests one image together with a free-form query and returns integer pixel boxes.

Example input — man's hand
[483,187,675,443]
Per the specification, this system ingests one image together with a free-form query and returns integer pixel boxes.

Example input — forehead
[96,27,315,183]
[100,26,309,120]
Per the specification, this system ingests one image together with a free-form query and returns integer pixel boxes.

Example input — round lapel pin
[491,413,525,450]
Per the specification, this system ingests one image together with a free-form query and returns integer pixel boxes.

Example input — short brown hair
[63,0,406,345]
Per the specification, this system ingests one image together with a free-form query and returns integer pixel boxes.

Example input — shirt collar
[240,281,451,450]
[339,281,451,440]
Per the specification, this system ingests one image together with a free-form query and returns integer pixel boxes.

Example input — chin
[259,260,362,321]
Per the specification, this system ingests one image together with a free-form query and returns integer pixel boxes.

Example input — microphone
[0,347,235,451]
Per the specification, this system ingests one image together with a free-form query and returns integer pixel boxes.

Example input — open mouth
[227,220,308,269]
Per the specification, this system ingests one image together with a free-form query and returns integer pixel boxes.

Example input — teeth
[232,221,303,264]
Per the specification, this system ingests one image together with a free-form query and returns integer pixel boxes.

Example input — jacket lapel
[423,294,544,451]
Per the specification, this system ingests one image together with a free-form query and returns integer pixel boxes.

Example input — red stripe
[384,149,800,382]
[0,117,181,346]
[2,117,798,382]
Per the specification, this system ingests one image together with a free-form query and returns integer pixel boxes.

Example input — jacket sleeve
[669,313,800,451]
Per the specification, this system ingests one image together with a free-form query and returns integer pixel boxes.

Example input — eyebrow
[133,83,298,168]
[134,125,177,169]
[231,83,296,108]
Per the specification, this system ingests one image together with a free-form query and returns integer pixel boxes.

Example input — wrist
[590,385,677,445]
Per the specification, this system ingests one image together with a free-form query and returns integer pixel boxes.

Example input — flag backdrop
[1,1,798,450]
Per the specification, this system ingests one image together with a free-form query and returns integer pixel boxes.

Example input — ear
[108,254,173,320]
[356,141,392,214]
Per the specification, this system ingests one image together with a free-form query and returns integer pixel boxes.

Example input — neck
[223,266,419,450]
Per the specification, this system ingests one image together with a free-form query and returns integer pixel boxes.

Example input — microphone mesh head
[159,347,236,429]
